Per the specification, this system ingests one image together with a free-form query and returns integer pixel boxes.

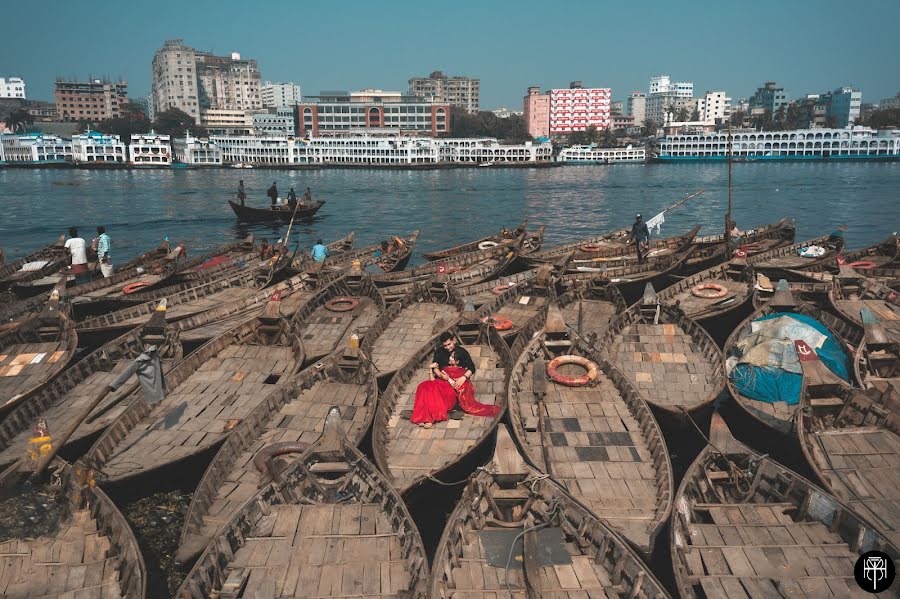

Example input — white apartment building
[152,39,201,122]
[261,82,301,108]
[649,75,693,98]
[201,109,254,135]
[173,134,222,165]
[128,132,172,166]
[71,131,127,164]
[0,133,72,164]
[408,71,480,113]
[627,92,646,124]
[696,91,731,124]
[0,77,26,99]
[645,94,693,126]
[549,83,612,134]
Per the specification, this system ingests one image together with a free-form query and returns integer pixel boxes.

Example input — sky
[5,0,899,108]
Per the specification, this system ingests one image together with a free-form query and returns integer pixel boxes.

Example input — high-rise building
[408,71,480,114]
[749,82,788,113]
[152,39,262,125]
[880,93,900,110]
[645,75,694,126]
[297,90,449,137]
[828,87,862,127]
[627,92,646,124]
[0,77,26,99]
[523,86,550,139]
[695,91,731,124]
[261,82,301,108]
[649,75,693,99]
[55,79,128,122]
[549,81,611,135]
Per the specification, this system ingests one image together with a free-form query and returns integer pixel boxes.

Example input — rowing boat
[596,284,725,416]
[742,233,846,274]
[228,199,325,221]
[0,234,67,291]
[506,305,673,554]
[672,412,898,599]
[176,407,430,598]
[431,425,672,597]
[556,278,627,340]
[829,274,900,343]
[478,264,558,340]
[422,219,528,261]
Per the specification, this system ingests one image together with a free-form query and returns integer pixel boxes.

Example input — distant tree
[774,105,787,130]
[642,119,658,137]
[859,108,900,128]
[94,115,151,144]
[729,110,745,126]
[152,107,206,138]
[785,103,802,130]
[823,115,839,128]
[599,127,618,147]
[4,108,34,133]
[691,107,700,121]
[448,106,532,142]
[675,107,690,122]
[569,129,591,145]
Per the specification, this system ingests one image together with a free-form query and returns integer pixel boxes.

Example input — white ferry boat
[71,131,127,167]
[558,144,646,164]
[129,132,172,167]
[172,134,223,167]
[658,126,900,162]
[0,133,73,166]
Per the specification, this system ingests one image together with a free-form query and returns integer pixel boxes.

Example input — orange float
[324,296,360,312]
[547,355,599,387]
[481,315,513,331]
[122,281,152,295]
[691,283,728,299]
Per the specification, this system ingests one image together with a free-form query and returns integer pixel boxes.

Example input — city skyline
[4,0,899,109]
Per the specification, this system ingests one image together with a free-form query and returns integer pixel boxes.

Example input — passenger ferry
[0,133,73,167]
[129,132,172,167]
[558,144,646,164]
[658,126,900,162]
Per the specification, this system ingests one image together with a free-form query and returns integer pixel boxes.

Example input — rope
[503,498,563,596]
[516,473,549,494]
[678,407,759,499]
[424,466,488,487]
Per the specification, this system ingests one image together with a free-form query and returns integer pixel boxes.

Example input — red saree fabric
[410,366,500,424]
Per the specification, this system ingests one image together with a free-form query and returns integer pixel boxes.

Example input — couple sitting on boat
[410,332,499,428]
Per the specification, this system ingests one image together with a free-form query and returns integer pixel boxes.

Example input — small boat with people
[229,198,325,221]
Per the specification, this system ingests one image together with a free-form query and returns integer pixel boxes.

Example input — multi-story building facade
[25,101,58,123]
[408,71,480,113]
[627,92,646,124]
[200,109,253,135]
[152,39,261,125]
[828,87,862,127]
[55,79,128,122]
[297,90,449,137]
[880,93,900,110]
[696,91,731,124]
[128,132,172,167]
[645,93,693,126]
[523,86,550,139]
[0,77,26,99]
[549,82,612,135]
[610,101,624,115]
[71,131,127,164]
[252,107,296,135]
[173,134,223,166]
[0,133,72,164]
[649,75,693,98]
[749,82,788,113]
[261,82,301,108]
[491,107,523,119]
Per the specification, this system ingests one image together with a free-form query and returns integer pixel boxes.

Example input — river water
[1,162,897,262]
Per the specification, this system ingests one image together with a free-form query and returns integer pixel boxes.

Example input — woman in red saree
[410,333,500,428]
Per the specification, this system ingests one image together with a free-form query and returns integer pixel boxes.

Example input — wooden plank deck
[371,303,460,376]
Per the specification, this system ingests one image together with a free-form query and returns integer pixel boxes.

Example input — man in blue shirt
[96,226,113,277]
[629,214,650,263]
[311,239,329,262]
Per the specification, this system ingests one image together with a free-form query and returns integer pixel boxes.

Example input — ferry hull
[657,153,900,163]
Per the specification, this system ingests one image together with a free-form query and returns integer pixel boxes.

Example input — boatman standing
[65,227,90,285]
[237,180,247,206]
[267,181,278,208]
[629,214,650,264]
[96,226,113,278]
[287,187,297,211]
[304,187,313,206]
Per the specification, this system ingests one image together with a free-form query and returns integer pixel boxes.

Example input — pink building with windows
[549,82,612,134]
[523,86,550,139]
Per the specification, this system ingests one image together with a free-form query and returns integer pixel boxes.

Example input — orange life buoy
[122,281,151,295]
[848,261,877,269]
[580,243,606,253]
[481,315,513,331]
[547,355,599,387]
[691,283,728,299]
[324,296,359,312]
[393,236,406,248]
[491,283,516,295]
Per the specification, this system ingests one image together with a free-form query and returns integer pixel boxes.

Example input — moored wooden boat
[176,407,430,598]
[431,425,672,598]
[855,308,900,390]
[0,281,77,419]
[693,216,796,249]
[724,281,861,435]
[506,305,673,553]
[0,301,181,469]
[365,277,465,382]
[742,233,846,274]
[176,341,379,564]
[477,264,558,340]
[228,198,325,221]
[372,317,510,495]
[361,230,420,274]
[0,234,67,291]
[556,278,627,340]
[0,460,147,598]
[672,412,898,599]
[528,224,700,264]
[829,273,900,343]
[458,268,540,308]
[751,275,833,309]
[565,224,700,263]
[422,219,528,261]
[787,234,899,279]
[597,284,725,416]
[84,293,305,483]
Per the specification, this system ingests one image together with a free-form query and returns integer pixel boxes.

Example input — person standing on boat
[267,181,278,208]
[287,187,297,211]
[304,187,312,206]
[96,226,113,278]
[311,239,329,263]
[629,213,650,264]
[237,180,247,206]
[65,227,90,285]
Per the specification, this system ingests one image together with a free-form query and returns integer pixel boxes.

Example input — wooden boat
[672,412,898,599]
[422,219,528,261]
[0,234,67,291]
[477,264,558,340]
[0,302,181,469]
[459,268,540,308]
[795,337,900,546]
[372,318,510,495]
[724,281,862,435]
[171,234,258,279]
[829,273,900,343]
[742,233,846,274]
[785,234,898,279]
[176,407,430,598]
[0,281,77,418]
[228,198,325,221]
[597,283,725,416]
[176,341,380,564]
[560,245,697,304]
[657,261,753,342]
[431,425,672,598]
[556,278,627,340]
[506,305,673,553]
[751,274,833,309]
[855,308,900,390]
[365,277,465,382]
[528,224,700,264]
[289,271,384,366]
[0,460,147,598]
[693,217,796,250]
[83,293,306,483]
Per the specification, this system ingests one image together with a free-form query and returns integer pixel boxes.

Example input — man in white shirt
[64,227,90,285]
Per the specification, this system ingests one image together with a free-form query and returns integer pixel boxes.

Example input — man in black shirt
[629,213,650,264]
[431,332,475,418]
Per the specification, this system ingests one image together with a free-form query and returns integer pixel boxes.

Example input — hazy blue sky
[5,0,899,107]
